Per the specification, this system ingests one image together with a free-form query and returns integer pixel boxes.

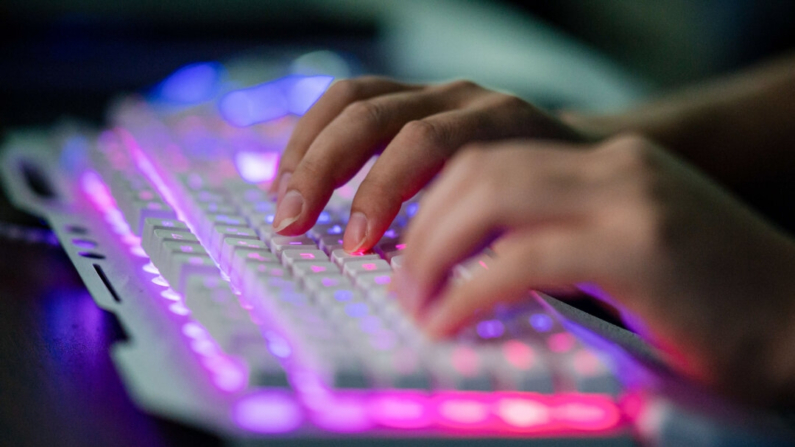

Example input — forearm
[565,52,795,186]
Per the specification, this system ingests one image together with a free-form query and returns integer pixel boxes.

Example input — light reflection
[233,391,303,433]
[219,75,334,127]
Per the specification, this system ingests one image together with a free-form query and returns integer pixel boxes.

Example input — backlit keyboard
[0,60,634,445]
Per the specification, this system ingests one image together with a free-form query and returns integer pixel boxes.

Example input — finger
[400,145,596,313]
[272,87,470,234]
[269,76,418,195]
[420,228,596,337]
[341,96,561,253]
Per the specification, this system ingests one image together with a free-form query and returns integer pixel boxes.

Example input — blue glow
[152,62,223,104]
[406,203,419,218]
[333,290,354,302]
[219,75,334,127]
[529,314,553,332]
[317,211,331,225]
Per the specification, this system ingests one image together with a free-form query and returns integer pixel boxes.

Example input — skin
[269,54,795,407]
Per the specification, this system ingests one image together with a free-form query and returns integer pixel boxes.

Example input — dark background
[1,1,794,446]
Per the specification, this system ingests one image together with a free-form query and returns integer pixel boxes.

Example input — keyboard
[0,59,635,445]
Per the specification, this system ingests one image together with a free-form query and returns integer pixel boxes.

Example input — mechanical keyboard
[0,59,636,445]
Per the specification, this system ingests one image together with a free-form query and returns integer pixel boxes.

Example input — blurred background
[2,0,793,131]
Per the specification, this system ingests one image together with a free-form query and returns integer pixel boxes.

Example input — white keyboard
[0,62,633,445]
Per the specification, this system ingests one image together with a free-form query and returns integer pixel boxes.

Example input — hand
[397,134,795,408]
[269,76,584,253]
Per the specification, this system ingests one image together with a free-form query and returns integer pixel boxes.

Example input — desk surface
[0,196,222,447]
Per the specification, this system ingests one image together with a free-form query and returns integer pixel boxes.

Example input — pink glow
[310,265,327,273]
[182,322,206,338]
[362,263,377,271]
[503,340,534,370]
[395,243,406,250]
[122,234,141,245]
[299,252,315,259]
[552,395,621,431]
[169,302,191,315]
[451,346,479,376]
[548,333,576,353]
[436,394,493,428]
[160,289,181,301]
[151,276,169,287]
[374,274,391,285]
[310,394,374,432]
[496,396,552,431]
[368,392,433,429]
[209,358,247,392]
[573,350,602,376]
[478,260,489,270]
[130,245,148,257]
[232,391,303,433]
[289,241,302,245]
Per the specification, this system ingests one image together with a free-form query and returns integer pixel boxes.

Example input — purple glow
[161,289,181,301]
[235,151,279,183]
[233,391,303,433]
[436,394,492,428]
[476,319,505,339]
[219,75,334,127]
[152,62,222,104]
[529,313,553,332]
[406,202,419,218]
[368,393,432,429]
[310,394,373,432]
[169,302,191,315]
[333,290,353,301]
[373,274,391,285]
[142,262,160,274]
[317,211,331,224]
[151,276,169,287]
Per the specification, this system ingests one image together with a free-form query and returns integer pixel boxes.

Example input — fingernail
[277,172,292,203]
[273,190,304,232]
[343,212,368,253]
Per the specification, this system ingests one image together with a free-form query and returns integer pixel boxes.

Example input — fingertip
[342,211,369,253]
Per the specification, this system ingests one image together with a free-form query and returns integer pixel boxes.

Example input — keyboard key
[141,217,189,254]
[319,235,345,255]
[167,253,219,293]
[209,226,258,257]
[330,249,379,268]
[302,274,351,294]
[281,249,328,268]
[292,261,338,278]
[220,237,268,271]
[270,235,316,255]
[433,345,494,391]
[342,259,391,279]
[487,340,555,393]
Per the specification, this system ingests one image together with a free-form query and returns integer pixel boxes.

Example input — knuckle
[444,79,480,91]
[327,79,362,103]
[491,93,528,110]
[343,100,385,127]
[602,133,660,174]
[400,119,449,148]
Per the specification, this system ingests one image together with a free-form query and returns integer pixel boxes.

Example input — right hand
[269,76,585,253]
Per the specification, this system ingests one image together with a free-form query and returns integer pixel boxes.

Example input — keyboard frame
[1,127,639,445]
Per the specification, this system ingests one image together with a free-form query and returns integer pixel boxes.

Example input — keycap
[156,240,206,277]
[280,249,328,268]
[127,200,177,235]
[209,226,258,257]
[353,271,393,292]
[375,241,406,261]
[230,248,278,283]
[308,222,345,241]
[486,340,555,393]
[292,261,338,278]
[563,349,620,395]
[433,345,494,391]
[269,235,316,255]
[452,253,494,284]
[302,274,351,294]
[342,259,391,278]
[167,253,219,293]
[390,254,404,270]
[141,217,189,254]
[319,235,345,255]
[220,237,268,271]
[330,249,379,268]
